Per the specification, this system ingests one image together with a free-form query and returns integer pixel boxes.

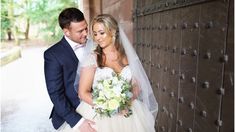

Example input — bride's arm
[78,67,96,106]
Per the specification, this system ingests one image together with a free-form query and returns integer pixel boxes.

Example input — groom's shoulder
[44,44,59,57]
[44,39,65,53]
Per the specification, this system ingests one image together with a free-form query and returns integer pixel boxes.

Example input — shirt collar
[64,35,85,50]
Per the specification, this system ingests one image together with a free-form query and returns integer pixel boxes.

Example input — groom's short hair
[58,7,85,29]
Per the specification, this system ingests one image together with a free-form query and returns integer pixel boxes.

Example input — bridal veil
[118,25,158,119]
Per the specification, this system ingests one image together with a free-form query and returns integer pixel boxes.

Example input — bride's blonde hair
[90,14,126,67]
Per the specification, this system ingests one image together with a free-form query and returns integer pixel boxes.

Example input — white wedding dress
[76,66,156,132]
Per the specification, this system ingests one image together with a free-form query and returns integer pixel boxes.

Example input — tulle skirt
[76,100,156,132]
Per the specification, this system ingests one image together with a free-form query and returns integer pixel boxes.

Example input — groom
[44,7,96,132]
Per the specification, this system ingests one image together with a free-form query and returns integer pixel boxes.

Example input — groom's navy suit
[44,37,82,129]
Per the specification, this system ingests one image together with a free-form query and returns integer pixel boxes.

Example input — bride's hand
[79,119,96,132]
[119,108,132,117]
[131,86,140,101]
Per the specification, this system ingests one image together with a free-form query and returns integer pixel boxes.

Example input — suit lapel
[61,37,78,64]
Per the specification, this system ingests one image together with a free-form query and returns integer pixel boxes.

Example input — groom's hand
[79,119,96,132]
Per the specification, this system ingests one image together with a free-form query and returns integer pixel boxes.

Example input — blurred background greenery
[1,0,81,66]
[1,0,80,46]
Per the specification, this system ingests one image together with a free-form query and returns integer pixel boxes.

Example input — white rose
[107,99,119,110]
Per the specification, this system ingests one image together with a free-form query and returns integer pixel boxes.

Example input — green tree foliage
[29,0,78,43]
[1,0,78,44]
[1,0,12,40]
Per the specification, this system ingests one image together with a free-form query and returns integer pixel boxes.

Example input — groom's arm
[44,50,82,127]
[73,118,84,129]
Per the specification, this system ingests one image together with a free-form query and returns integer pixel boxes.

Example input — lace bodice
[92,66,132,88]
[79,54,132,88]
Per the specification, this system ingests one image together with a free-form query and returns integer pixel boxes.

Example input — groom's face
[63,20,88,44]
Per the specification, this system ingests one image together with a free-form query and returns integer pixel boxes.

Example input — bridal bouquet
[92,72,133,118]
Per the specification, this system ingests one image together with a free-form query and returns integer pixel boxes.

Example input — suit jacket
[44,37,82,129]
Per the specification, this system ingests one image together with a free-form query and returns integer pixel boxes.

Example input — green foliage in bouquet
[92,72,133,118]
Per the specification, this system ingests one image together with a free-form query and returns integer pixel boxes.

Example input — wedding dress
[76,65,156,132]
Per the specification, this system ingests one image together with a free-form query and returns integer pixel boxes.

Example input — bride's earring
[111,31,116,44]
[112,36,116,44]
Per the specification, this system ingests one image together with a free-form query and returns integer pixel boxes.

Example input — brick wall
[82,0,133,43]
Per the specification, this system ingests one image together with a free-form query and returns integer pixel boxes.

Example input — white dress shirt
[64,36,95,130]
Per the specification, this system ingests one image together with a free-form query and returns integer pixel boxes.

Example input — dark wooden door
[133,0,234,132]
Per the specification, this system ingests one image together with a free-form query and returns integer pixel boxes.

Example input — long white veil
[118,26,158,119]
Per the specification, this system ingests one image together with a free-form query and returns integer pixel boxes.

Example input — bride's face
[92,23,113,48]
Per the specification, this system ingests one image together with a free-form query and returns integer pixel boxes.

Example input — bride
[75,14,158,132]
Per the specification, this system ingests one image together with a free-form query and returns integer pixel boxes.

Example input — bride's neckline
[101,65,129,75]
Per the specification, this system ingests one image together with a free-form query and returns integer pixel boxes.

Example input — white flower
[112,76,119,85]
[97,83,103,89]
[92,73,133,117]
[107,99,119,110]
[113,84,122,96]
